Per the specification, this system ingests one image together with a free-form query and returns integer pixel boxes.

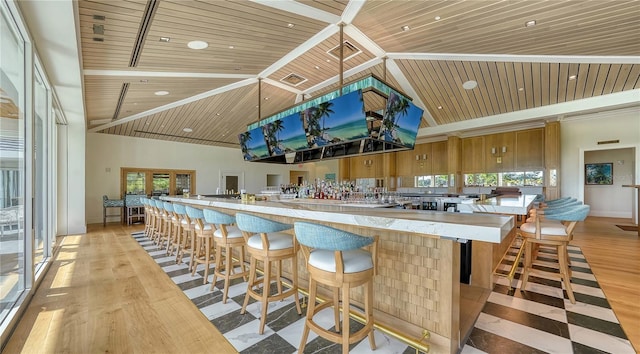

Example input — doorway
[289,170,309,185]
[220,171,244,194]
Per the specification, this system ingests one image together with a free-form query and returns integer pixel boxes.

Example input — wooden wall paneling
[515,128,544,170]
[447,136,462,193]
[544,121,561,200]
[485,132,514,172]
[431,141,448,175]
[462,136,484,173]
[339,158,350,181]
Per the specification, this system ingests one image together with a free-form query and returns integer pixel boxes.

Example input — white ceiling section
[32,1,640,147]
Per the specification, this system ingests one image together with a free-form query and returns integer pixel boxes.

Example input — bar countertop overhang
[161,196,515,243]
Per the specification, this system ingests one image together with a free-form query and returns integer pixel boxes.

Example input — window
[464,171,544,187]
[121,168,196,197]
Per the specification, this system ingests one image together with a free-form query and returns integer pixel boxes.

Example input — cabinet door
[462,137,485,173]
[431,141,448,175]
[515,128,544,170]
[485,132,514,172]
[349,155,382,178]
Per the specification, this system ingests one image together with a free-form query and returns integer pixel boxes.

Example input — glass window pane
[415,175,432,187]
[502,172,524,186]
[33,70,48,267]
[524,171,544,186]
[126,172,145,195]
[152,173,169,196]
[434,175,448,187]
[175,173,191,195]
[0,7,26,324]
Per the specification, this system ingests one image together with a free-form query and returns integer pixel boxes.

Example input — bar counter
[162,195,515,353]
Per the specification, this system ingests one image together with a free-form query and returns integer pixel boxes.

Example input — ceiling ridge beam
[83,69,254,79]
[249,0,341,24]
[385,59,438,127]
[341,0,366,24]
[87,78,257,133]
[418,89,640,137]
[259,24,338,78]
[388,52,640,64]
[343,25,386,57]
[304,57,382,94]
[261,78,304,95]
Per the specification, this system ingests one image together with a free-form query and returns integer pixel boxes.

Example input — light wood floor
[3,218,639,353]
[3,223,237,354]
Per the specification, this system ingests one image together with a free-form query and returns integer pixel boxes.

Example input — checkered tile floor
[132,232,635,354]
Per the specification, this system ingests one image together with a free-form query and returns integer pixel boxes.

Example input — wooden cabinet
[395,149,415,177]
[349,154,383,179]
[462,136,485,173]
[484,132,515,172]
[515,128,544,170]
[394,141,448,177]
[412,143,432,176]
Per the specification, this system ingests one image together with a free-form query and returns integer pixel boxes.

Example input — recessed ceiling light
[154,90,169,96]
[525,20,537,28]
[314,65,320,70]
[216,113,221,116]
[435,16,441,21]
[437,106,443,110]
[401,25,410,32]
[183,128,193,133]
[326,59,331,63]
[568,75,577,80]
[518,87,524,92]
[145,122,150,125]
[228,45,234,49]
[287,23,295,28]
[187,40,208,50]
[139,79,148,83]
[159,37,171,42]
[264,97,269,100]
[462,80,478,90]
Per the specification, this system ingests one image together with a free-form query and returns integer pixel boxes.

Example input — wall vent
[280,73,308,87]
[93,24,104,35]
[597,139,620,145]
[93,14,106,21]
[327,40,362,61]
[92,37,104,42]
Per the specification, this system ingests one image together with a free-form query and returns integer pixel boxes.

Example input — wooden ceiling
[80,0,640,147]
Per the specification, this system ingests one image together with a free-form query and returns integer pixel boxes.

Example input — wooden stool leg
[333,287,341,333]
[259,259,271,335]
[240,246,247,282]
[292,252,301,315]
[276,260,283,295]
[299,277,316,354]
[341,284,350,354]
[223,244,233,303]
[521,240,533,290]
[241,257,256,315]
[211,244,222,292]
[366,280,376,350]
[202,237,211,284]
[558,244,575,303]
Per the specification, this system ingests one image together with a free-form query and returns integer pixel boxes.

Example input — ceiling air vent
[93,24,104,35]
[280,73,308,87]
[93,37,104,42]
[93,14,106,21]
[327,40,362,61]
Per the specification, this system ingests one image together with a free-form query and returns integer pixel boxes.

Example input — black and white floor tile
[132,232,635,354]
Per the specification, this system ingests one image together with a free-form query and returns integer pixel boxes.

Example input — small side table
[622,184,640,236]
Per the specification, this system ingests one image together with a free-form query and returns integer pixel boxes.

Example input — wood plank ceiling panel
[354,0,640,55]
[84,76,244,121]
[295,0,348,16]
[136,0,329,74]
[268,33,376,92]
[101,82,296,147]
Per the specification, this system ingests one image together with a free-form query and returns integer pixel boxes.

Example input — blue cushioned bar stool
[235,213,302,334]
[186,206,214,282]
[294,221,378,354]
[203,209,248,303]
[159,202,175,253]
[170,203,188,261]
[102,195,124,226]
[140,197,152,237]
[519,204,590,304]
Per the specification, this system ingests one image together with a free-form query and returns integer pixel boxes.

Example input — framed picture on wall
[585,162,613,185]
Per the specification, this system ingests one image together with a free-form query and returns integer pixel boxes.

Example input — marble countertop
[457,194,537,215]
[161,196,514,244]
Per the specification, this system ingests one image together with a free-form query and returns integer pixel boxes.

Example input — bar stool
[169,203,187,259]
[519,204,590,304]
[235,213,302,334]
[149,199,162,243]
[176,204,195,269]
[203,208,248,303]
[159,202,175,253]
[102,195,124,226]
[294,221,378,354]
[141,197,152,237]
[186,206,215,282]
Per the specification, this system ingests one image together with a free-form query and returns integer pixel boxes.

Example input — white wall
[561,107,640,220]
[584,148,634,218]
[85,133,338,224]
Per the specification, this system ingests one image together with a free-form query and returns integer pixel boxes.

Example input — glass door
[33,69,48,268]
[175,173,191,195]
[0,6,26,323]
[152,172,170,196]
[125,171,145,195]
